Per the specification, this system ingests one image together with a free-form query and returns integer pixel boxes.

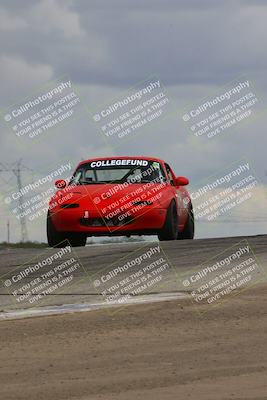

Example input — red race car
[47,156,194,247]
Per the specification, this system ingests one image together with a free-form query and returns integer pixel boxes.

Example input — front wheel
[158,201,178,241]
[67,233,87,247]
[47,211,65,247]
[47,211,87,247]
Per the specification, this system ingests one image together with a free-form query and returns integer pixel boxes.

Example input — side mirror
[55,179,66,189]
[175,176,189,186]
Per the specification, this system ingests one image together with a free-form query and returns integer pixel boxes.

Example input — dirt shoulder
[0,284,266,400]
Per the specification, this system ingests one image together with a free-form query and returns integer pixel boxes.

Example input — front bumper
[51,206,167,235]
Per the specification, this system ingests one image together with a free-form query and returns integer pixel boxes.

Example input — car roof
[78,156,166,167]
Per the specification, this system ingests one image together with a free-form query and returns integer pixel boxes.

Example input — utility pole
[7,220,10,243]
[12,160,28,242]
[0,160,32,243]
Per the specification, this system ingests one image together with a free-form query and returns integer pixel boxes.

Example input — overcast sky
[0,0,267,242]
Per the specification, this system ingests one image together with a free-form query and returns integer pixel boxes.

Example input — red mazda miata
[47,156,194,247]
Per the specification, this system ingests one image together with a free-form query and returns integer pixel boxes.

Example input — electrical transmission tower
[0,160,33,242]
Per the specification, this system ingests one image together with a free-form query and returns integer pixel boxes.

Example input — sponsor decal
[90,159,149,168]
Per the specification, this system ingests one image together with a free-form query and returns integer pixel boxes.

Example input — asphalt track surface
[0,234,266,317]
[0,235,267,400]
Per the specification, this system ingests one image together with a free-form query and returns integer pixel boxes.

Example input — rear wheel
[158,201,178,241]
[47,211,87,247]
[178,205,194,240]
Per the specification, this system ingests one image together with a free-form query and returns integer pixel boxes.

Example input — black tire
[47,211,65,247]
[67,233,87,247]
[158,201,178,241]
[47,212,87,247]
[178,205,194,240]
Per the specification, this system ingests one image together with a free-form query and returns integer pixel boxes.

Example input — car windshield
[69,159,167,185]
